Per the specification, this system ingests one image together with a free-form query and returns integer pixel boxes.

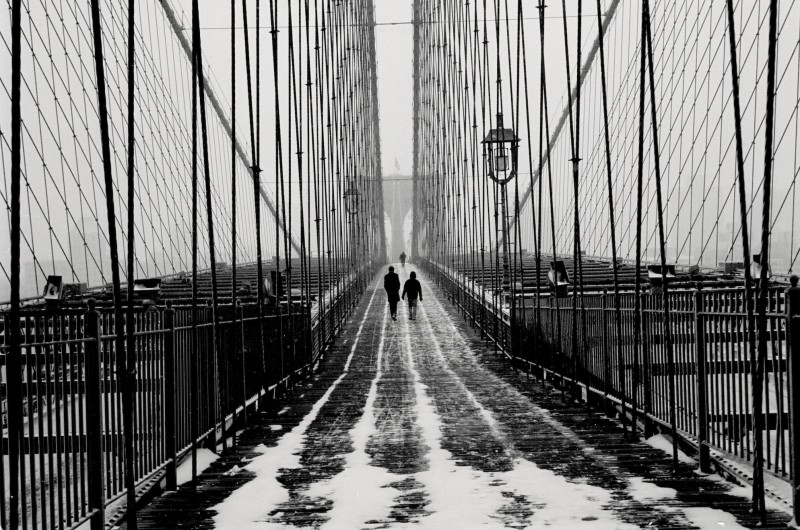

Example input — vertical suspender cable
[304,0,316,360]
[257,0,261,171]
[643,0,678,471]
[538,0,562,367]
[516,0,540,372]
[8,0,23,526]
[412,4,421,259]
[290,0,310,368]
[124,0,138,488]
[724,0,759,501]
[560,0,582,391]
[634,0,647,441]
[533,0,547,375]
[89,0,138,525]
[242,0,266,397]
[310,0,325,358]
[752,0,780,518]
[194,0,223,451]
[269,0,286,381]
[595,0,627,431]
[574,0,586,393]
[190,0,200,481]
[511,0,523,364]
[123,0,138,522]
[469,0,480,332]
[285,0,297,371]
[230,0,239,437]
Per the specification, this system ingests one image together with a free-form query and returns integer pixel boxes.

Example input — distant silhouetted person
[384,266,401,320]
[402,271,423,320]
[399,251,407,266]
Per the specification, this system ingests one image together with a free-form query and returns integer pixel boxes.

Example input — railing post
[601,290,613,416]
[786,275,800,519]
[206,300,217,449]
[694,287,711,473]
[641,290,655,437]
[239,301,248,427]
[163,302,177,490]
[84,299,105,530]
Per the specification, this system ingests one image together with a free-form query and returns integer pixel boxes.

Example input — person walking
[384,266,401,320]
[399,251,407,266]
[402,271,423,320]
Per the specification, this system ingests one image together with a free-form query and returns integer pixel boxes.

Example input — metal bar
[751,0,780,517]
[84,301,105,530]
[124,0,140,519]
[411,4,421,259]
[164,303,177,490]
[787,278,800,522]
[694,288,711,472]
[8,0,24,525]
[88,0,138,525]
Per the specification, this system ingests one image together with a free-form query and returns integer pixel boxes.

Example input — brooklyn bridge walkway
[128,267,790,530]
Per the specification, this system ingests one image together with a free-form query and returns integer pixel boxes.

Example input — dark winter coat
[402,278,422,301]
[384,272,401,302]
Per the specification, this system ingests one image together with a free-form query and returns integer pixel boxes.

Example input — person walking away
[400,251,407,266]
[384,266,401,320]
[402,271,423,320]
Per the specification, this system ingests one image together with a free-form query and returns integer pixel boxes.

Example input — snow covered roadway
[132,266,791,529]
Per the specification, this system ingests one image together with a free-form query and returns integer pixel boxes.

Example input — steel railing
[423,258,799,517]
[0,265,371,529]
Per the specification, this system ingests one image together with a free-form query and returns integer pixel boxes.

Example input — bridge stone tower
[383,176,414,262]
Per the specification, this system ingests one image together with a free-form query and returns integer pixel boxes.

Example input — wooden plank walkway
[125,266,793,529]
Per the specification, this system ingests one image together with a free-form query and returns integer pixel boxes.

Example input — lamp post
[482,112,519,301]
[343,178,361,270]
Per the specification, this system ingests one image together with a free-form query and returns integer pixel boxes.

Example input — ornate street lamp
[343,179,361,216]
[483,112,519,185]
[482,112,519,298]
[343,179,361,270]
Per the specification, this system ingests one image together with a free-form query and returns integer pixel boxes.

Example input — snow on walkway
[212,278,385,529]
[209,266,772,529]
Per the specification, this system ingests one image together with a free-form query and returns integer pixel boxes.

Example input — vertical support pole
[88,0,137,524]
[84,300,105,530]
[642,290,655,437]
[786,276,800,520]
[751,0,779,518]
[601,290,612,416]
[411,7,420,260]
[204,300,217,449]
[694,287,711,473]
[163,302,177,491]
[239,301,247,429]
[8,1,24,527]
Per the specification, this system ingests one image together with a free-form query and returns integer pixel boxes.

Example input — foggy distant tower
[384,176,414,260]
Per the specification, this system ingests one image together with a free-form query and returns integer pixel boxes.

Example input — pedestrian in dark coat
[401,271,423,320]
[384,266,401,320]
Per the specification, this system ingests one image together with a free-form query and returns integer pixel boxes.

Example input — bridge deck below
[128,267,790,529]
